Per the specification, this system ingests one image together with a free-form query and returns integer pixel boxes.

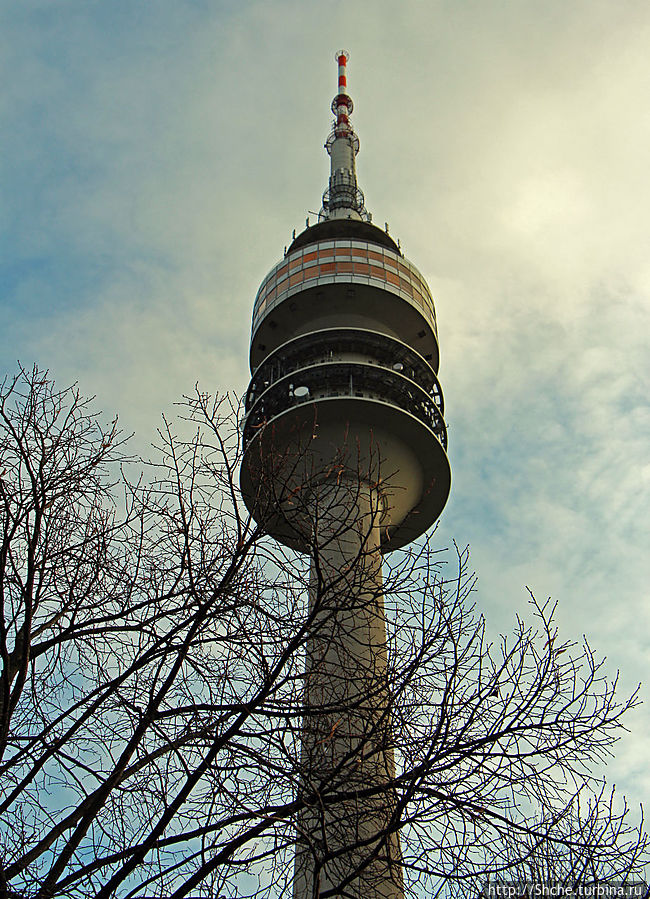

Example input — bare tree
[0,366,646,899]
[474,789,649,899]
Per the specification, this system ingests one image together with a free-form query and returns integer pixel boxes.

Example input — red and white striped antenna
[332,50,353,137]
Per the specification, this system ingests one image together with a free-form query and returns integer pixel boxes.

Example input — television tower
[240,51,450,898]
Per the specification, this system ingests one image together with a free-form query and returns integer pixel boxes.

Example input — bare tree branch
[0,368,645,899]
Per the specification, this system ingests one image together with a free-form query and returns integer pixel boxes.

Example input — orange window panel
[276,264,289,279]
[319,248,335,258]
[319,262,336,273]
[370,265,385,279]
[277,276,289,292]
[368,251,383,262]
[355,263,370,275]
[386,272,400,285]
[337,262,353,273]
[289,273,303,286]
[383,255,398,269]
[303,251,318,263]
[398,263,412,278]
[302,265,319,280]
[334,246,352,256]
[399,278,412,294]
[289,258,302,271]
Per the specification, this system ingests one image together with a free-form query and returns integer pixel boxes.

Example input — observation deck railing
[243,361,448,451]
[247,328,444,413]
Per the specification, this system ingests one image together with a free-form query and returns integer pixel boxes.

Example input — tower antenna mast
[321,49,370,222]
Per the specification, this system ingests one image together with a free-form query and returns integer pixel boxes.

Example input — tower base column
[293,477,403,899]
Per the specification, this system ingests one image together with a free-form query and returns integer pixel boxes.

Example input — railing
[243,362,448,451]
[246,328,444,414]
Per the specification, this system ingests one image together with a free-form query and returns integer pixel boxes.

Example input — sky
[1,0,649,852]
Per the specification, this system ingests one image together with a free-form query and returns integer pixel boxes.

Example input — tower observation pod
[240,51,450,899]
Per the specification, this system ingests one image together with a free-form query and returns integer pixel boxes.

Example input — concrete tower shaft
[293,479,403,899]
[240,52,450,899]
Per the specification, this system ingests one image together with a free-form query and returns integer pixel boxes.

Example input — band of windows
[252,241,437,332]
